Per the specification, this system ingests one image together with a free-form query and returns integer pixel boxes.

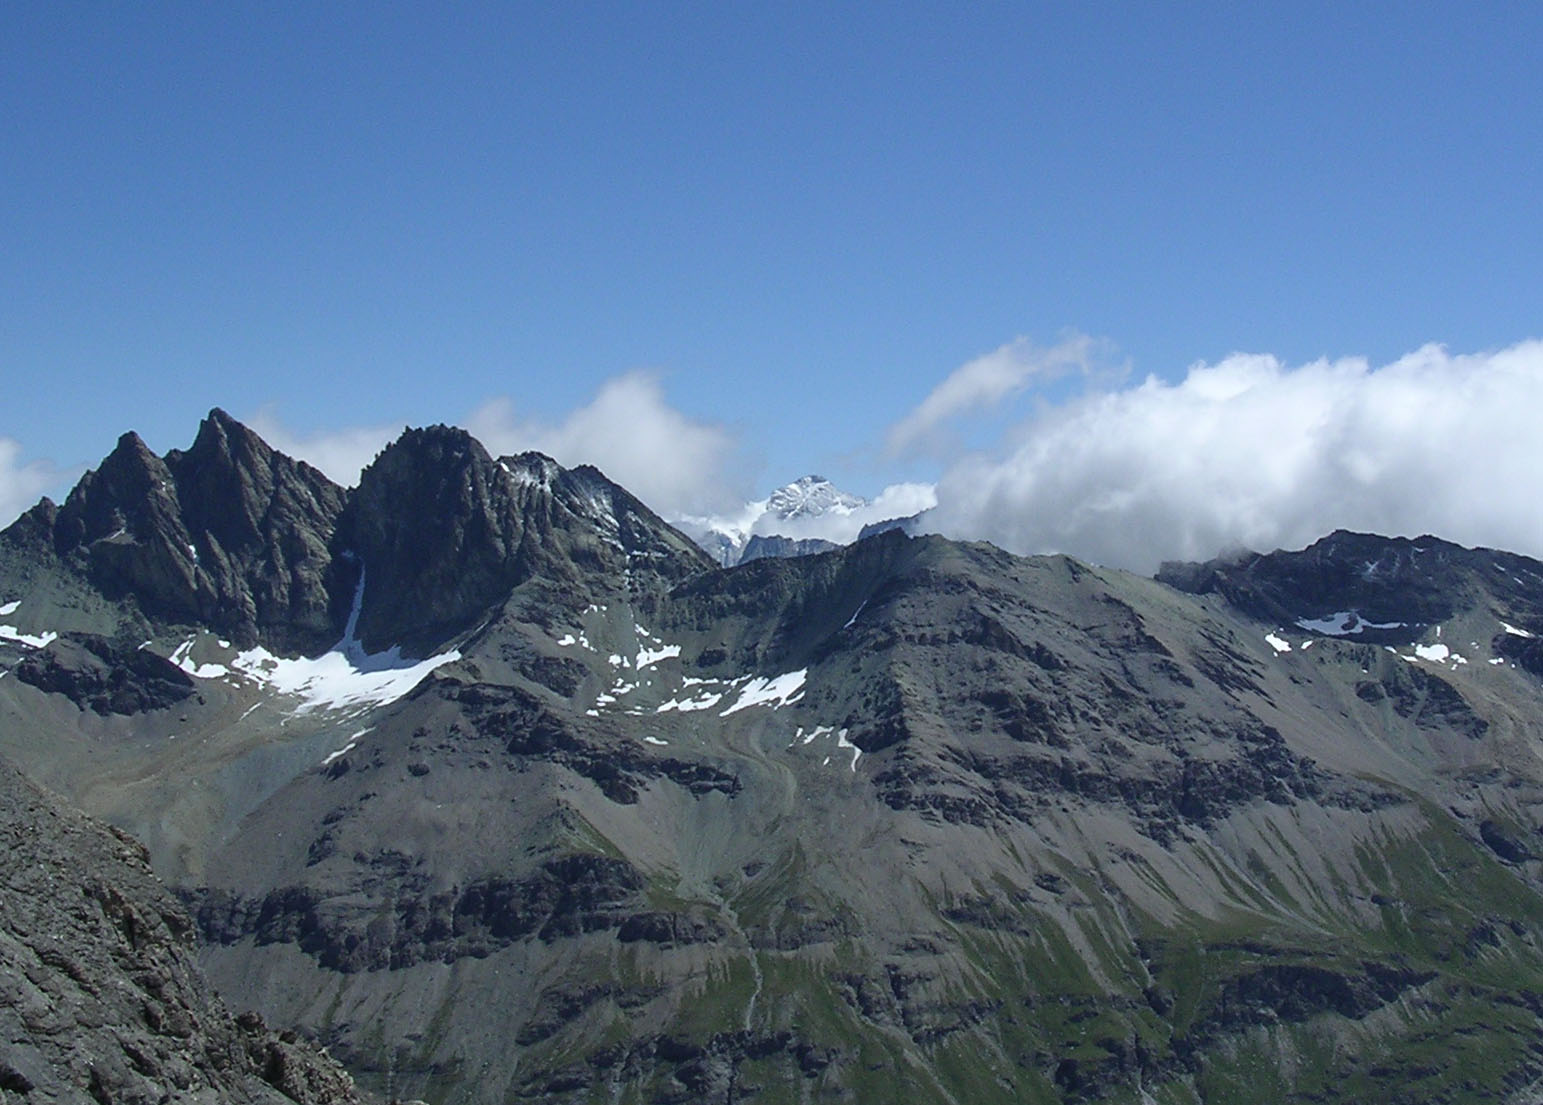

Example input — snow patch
[720,670,808,716]
[636,643,681,669]
[656,689,726,713]
[187,568,460,714]
[642,735,668,746]
[170,639,231,680]
[1502,621,1537,639]
[230,644,460,714]
[792,725,834,747]
[0,599,55,648]
[1412,642,1468,667]
[788,724,859,769]
[0,618,57,650]
[1265,633,1292,653]
[1294,611,1408,636]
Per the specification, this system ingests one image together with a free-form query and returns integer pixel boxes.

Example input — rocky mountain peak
[335,425,518,652]
[335,431,713,653]
[766,474,866,521]
[7,413,347,652]
[53,430,181,551]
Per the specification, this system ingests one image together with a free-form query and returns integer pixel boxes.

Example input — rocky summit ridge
[6,413,1543,1103]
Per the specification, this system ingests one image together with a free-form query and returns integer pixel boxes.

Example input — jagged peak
[102,429,160,470]
[186,407,268,456]
[363,423,494,478]
[499,451,562,491]
[69,431,174,511]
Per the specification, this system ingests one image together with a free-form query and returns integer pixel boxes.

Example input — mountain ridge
[7,413,1543,1103]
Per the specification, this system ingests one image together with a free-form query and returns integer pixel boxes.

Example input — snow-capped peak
[673,475,934,567]
[766,476,867,522]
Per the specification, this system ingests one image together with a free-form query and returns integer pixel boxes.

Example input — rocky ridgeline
[1,411,709,659]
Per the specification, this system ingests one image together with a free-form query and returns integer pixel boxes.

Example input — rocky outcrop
[0,759,365,1104]
[163,410,348,652]
[12,632,196,715]
[1,414,715,662]
[184,853,675,972]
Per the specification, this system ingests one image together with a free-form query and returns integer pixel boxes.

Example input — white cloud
[243,409,397,487]
[0,439,73,529]
[885,334,1114,456]
[914,339,1543,573]
[466,373,746,517]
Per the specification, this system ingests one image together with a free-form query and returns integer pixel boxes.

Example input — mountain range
[6,410,1543,1103]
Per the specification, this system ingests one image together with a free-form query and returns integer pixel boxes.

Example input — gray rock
[0,758,367,1104]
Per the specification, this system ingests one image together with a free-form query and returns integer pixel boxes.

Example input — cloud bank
[916,340,1543,573]
[466,373,745,518]
[0,440,72,529]
[244,376,746,519]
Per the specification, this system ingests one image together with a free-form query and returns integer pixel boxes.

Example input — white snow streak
[720,670,808,716]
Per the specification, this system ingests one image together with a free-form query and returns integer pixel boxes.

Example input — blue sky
[3,4,1541,568]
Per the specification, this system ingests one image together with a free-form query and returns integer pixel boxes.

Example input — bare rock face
[738,534,837,563]
[38,410,347,653]
[163,410,349,652]
[1157,528,1543,636]
[334,430,713,653]
[0,759,366,1104]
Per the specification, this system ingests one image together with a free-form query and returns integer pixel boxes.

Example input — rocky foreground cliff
[0,757,367,1105]
[6,413,1543,1103]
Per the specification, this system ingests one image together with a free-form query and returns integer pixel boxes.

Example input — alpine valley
[8,410,1543,1104]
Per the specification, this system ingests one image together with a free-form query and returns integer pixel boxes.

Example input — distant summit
[765,474,865,522]
[677,474,915,566]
